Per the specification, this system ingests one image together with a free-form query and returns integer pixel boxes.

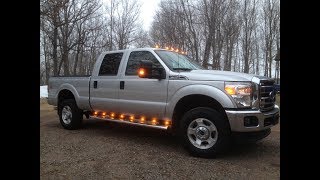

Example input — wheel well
[58,89,75,108]
[171,94,230,131]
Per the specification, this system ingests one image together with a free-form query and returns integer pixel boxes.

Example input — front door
[118,50,168,119]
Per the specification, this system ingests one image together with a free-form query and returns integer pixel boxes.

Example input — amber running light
[138,68,145,76]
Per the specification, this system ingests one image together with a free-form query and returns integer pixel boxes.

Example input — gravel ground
[40,100,280,179]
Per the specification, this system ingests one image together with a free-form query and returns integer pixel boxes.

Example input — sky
[139,0,161,30]
[102,0,161,30]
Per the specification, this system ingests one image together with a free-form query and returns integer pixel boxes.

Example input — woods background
[40,0,280,85]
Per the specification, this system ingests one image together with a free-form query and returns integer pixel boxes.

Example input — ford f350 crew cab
[48,48,279,157]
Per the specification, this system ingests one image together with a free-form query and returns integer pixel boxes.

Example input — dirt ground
[40,100,280,179]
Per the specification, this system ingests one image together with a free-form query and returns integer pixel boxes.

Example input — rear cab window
[99,53,123,76]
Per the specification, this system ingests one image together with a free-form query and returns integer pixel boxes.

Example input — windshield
[154,50,204,71]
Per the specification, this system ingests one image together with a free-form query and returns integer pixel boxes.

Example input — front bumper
[232,129,271,144]
[226,105,280,132]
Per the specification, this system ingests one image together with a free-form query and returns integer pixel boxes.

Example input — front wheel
[58,99,83,130]
[180,107,231,158]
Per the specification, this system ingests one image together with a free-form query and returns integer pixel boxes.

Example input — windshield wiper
[173,68,193,71]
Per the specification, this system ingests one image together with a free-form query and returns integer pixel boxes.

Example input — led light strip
[90,111,171,130]
[154,45,187,55]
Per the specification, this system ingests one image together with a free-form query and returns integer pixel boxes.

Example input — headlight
[224,82,252,108]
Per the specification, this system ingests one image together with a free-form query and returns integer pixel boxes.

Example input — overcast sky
[139,0,161,30]
[102,0,161,30]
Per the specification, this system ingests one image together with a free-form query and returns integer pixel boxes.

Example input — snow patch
[40,85,48,98]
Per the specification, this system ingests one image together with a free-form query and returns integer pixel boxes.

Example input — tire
[179,107,231,158]
[58,99,83,130]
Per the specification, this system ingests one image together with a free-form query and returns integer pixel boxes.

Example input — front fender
[165,84,236,119]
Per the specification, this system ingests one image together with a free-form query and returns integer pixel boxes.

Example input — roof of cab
[102,47,166,54]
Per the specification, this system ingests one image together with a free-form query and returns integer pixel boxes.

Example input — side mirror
[138,60,166,79]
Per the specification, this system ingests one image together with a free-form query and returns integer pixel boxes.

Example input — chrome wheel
[62,106,72,124]
[187,118,218,149]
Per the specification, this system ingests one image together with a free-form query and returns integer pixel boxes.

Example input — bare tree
[112,0,141,49]
[180,0,201,63]
[261,0,279,77]
[40,62,46,85]
[56,0,101,75]
[240,0,257,73]
[222,0,241,71]
[40,24,51,85]
[41,0,102,77]
[133,28,153,48]
[41,0,280,84]
[41,0,67,76]
[151,0,181,47]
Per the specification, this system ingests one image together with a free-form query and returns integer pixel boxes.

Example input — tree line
[40,0,280,85]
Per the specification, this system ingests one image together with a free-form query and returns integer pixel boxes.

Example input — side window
[125,51,162,75]
[99,53,123,76]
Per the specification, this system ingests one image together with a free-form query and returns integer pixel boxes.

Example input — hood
[179,70,259,82]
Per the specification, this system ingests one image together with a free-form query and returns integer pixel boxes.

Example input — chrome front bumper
[226,105,280,132]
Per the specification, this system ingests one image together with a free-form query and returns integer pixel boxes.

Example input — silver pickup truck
[48,48,279,157]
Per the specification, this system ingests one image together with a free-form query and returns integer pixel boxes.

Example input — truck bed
[51,75,91,77]
[47,76,92,110]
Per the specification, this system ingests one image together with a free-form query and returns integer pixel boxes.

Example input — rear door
[118,50,169,119]
[89,52,124,113]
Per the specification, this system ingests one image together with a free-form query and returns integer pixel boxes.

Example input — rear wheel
[58,99,83,130]
[180,107,231,158]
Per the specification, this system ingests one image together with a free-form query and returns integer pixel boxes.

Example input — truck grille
[259,80,276,111]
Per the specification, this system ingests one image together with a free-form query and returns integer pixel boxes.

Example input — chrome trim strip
[259,79,276,111]
[89,116,168,130]
[169,75,189,80]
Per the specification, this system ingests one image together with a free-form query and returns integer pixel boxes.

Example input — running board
[89,116,169,130]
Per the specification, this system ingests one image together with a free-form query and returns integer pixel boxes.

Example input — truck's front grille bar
[259,80,276,111]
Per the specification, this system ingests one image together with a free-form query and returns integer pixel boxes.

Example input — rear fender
[56,83,81,107]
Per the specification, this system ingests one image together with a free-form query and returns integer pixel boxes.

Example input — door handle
[120,81,125,90]
[93,81,97,88]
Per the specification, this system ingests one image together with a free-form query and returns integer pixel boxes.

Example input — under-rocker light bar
[90,111,170,128]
